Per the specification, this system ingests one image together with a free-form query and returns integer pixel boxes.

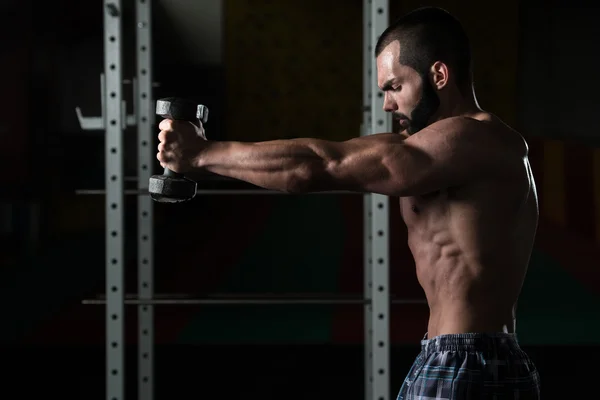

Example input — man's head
[375,7,472,134]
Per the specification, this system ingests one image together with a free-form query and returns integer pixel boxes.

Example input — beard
[394,75,440,135]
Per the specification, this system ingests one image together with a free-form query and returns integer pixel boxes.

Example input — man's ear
[430,61,449,90]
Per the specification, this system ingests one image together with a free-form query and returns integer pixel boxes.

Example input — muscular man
[157,7,541,399]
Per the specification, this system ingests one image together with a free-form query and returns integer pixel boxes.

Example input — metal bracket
[75,73,138,130]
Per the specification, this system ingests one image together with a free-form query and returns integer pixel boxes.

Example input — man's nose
[382,92,397,112]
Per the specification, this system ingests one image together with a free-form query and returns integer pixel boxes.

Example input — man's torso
[398,114,539,337]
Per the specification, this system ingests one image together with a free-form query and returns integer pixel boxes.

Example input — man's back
[398,114,539,337]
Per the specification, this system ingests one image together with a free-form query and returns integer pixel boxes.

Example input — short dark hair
[375,7,472,90]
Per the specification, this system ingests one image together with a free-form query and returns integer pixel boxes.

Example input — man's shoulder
[425,115,528,156]
[427,114,503,133]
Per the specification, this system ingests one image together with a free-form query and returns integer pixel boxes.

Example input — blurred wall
[516,2,600,344]
[158,0,223,65]
[518,1,600,143]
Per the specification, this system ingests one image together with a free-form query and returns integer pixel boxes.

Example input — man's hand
[156,119,208,173]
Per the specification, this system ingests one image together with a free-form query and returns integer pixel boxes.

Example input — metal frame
[84,1,394,399]
[136,1,154,400]
[103,2,125,400]
[362,1,391,399]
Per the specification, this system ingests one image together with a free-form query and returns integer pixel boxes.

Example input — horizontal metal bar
[75,189,361,196]
[81,294,428,306]
[96,293,360,300]
[123,175,251,182]
[122,79,160,87]
[84,298,369,305]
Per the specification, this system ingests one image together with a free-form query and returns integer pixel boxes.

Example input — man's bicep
[326,128,495,196]
[327,134,428,196]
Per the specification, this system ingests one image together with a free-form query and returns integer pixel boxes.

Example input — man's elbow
[285,162,334,194]
[282,165,311,193]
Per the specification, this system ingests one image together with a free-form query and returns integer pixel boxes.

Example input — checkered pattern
[396,333,541,400]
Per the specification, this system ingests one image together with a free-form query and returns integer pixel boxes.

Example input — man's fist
[156,119,207,173]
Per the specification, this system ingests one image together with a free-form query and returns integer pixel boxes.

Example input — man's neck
[436,88,483,121]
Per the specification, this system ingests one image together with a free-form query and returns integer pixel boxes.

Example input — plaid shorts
[396,333,540,400]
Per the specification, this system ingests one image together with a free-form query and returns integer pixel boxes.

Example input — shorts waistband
[421,332,521,356]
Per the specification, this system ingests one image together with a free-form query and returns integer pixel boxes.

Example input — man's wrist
[193,142,209,169]
[193,141,224,169]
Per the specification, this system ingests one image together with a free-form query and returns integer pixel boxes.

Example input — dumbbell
[148,97,209,203]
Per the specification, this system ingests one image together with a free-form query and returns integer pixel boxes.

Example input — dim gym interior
[2,0,599,399]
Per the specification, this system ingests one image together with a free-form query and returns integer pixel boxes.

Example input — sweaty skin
[400,115,538,338]
[157,39,539,339]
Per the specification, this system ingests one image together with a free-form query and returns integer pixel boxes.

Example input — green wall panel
[517,249,600,345]
[178,196,346,344]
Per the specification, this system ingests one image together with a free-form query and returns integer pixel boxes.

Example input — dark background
[2,0,600,399]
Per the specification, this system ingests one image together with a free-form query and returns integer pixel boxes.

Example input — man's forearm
[195,139,341,192]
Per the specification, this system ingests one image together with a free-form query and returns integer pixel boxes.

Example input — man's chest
[399,190,447,227]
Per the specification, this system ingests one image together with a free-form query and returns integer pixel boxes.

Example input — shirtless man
[156,6,541,399]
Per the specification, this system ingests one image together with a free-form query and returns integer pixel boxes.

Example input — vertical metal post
[136,1,155,400]
[104,1,125,400]
[363,0,391,400]
[361,1,374,399]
